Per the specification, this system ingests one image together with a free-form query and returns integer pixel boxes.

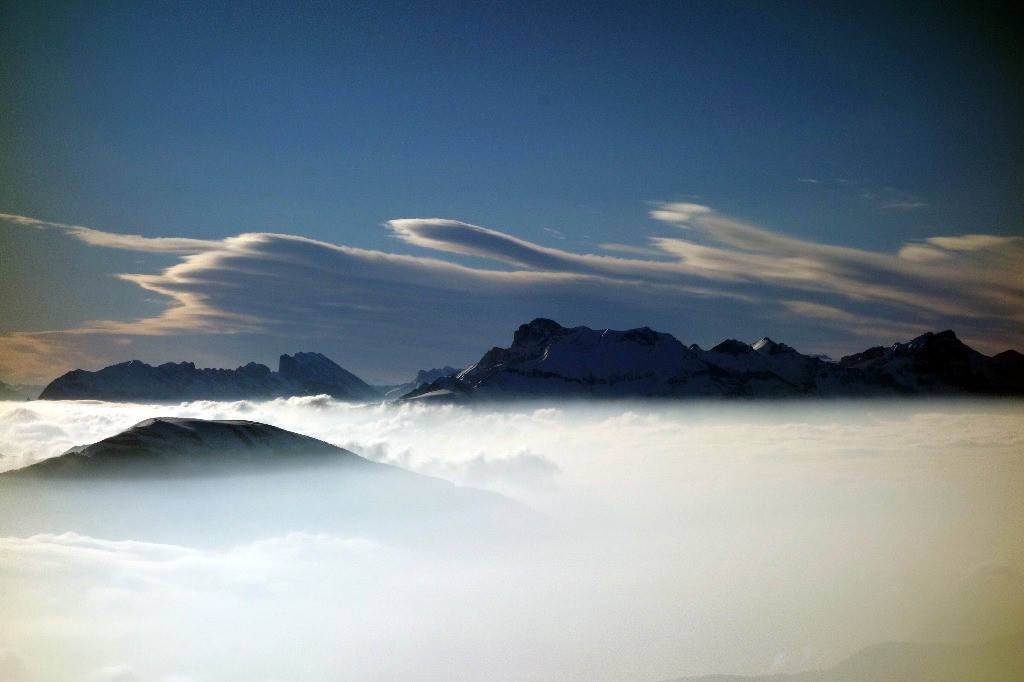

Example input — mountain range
[375,365,463,399]
[0,380,44,401]
[0,381,22,401]
[404,319,1024,400]
[31,320,1024,402]
[37,351,381,402]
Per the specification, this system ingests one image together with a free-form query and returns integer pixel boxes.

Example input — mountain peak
[278,351,339,377]
[278,352,380,401]
[752,337,796,354]
[896,329,960,352]
[511,318,567,347]
[710,339,755,356]
[413,366,461,385]
[409,319,703,399]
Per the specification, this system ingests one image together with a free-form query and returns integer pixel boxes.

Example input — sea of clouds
[1,398,1022,681]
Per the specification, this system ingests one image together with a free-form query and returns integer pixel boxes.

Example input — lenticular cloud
[2,208,1023,384]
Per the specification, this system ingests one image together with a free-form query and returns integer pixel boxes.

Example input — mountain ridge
[31,321,1024,403]
[38,352,381,403]
[402,319,1024,401]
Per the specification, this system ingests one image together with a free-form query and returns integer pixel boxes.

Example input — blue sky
[1,1,1022,383]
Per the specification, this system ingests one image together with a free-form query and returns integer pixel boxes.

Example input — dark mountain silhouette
[38,352,380,402]
[4,417,368,478]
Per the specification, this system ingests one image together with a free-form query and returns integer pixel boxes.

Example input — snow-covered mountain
[38,352,381,402]
[440,318,719,398]
[402,319,1024,401]
[31,322,1024,403]
[839,330,1024,395]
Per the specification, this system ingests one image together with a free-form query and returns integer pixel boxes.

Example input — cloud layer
[1,206,1022,383]
[2,400,1023,680]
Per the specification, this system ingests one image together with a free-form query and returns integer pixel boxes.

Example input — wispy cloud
[598,243,669,258]
[881,200,929,211]
[650,202,1024,323]
[785,181,930,213]
[926,235,1021,252]
[0,213,220,254]
[0,208,1021,384]
[779,301,931,342]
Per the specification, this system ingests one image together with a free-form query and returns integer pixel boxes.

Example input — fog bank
[1,399,1022,680]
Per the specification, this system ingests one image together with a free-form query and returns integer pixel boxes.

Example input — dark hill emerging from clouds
[38,352,381,402]
[4,417,369,478]
[0,418,539,548]
[402,319,1024,401]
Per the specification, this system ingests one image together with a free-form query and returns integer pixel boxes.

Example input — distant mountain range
[375,365,463,400]
[0,381,22,401]
[37,352,381,402]
[0,380,43,401]
[30,320,1024,402]
[403,319,1024,400]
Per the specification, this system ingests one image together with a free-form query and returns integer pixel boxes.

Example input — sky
[1,1,1022,384]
